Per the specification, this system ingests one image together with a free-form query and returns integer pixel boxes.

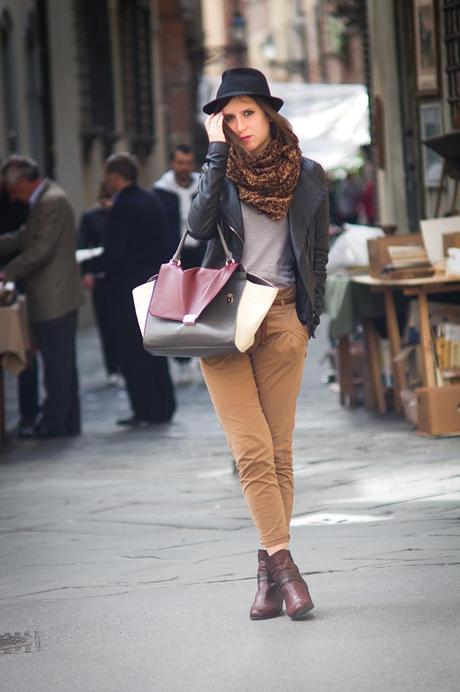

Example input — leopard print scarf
[226,137,302,220]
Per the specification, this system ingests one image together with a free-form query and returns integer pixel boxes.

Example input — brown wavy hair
[216,95,299,164]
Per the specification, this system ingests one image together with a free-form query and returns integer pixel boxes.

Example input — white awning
[198,78,370,172]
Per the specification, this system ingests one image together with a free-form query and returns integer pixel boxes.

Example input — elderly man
[0,156,84,438]
[0,161,39,434]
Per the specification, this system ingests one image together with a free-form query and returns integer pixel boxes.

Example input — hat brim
[202,92,284,115]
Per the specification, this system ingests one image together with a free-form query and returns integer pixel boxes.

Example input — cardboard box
[443,231,460,256]
[367,233,433,279]
[416,385,460,436]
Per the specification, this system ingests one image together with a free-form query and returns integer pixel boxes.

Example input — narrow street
[1,321,459,692]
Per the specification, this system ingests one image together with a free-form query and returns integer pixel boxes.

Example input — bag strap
[171,222,234,265]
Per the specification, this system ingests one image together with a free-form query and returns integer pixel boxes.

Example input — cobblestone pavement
[1,320,459,692]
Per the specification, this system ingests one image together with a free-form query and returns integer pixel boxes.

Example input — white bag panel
[235,281,278,352]
[132,281,155,333]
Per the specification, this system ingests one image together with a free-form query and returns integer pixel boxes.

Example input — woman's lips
[240,135,252,142]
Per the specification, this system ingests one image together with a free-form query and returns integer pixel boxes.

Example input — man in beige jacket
[0,156,84,438]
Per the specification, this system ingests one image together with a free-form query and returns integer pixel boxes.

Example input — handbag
[132,225,279,358]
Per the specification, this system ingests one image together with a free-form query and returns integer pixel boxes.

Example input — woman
[188,68,329,620]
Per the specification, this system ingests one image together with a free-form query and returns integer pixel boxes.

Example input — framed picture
[414,0,440,95]
[420,102,443,187]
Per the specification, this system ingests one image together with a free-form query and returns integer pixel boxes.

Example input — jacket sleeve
[2,200,66,281]
[77,210,93,249]
[152,188,181,258]
[187,142,229,240]
[81,204,126,275]
[150,194,171,268]
[0,227,24,258]
[312,165,330,327]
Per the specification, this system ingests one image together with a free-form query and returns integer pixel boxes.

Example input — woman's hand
[204,113,226,143]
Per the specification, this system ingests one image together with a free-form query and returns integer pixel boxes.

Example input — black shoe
[17,417,37,438]
[18,428,63,439]
[116,416,151,428]
[18,412,72,439]
[116,415,171,427]
[18,423,36,439]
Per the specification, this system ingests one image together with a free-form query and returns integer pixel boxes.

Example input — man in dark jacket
[82,152,176,426]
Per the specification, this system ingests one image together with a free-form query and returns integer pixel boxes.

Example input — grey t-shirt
[240,202,295,287]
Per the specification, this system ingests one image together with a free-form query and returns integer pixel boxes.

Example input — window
[0,10,19,152]
[119,0,155,158]
[25,11,46,169]
[444,0,460,127]
[74,0,116,159]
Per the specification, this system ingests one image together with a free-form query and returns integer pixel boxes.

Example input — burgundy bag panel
[149,261,239,322]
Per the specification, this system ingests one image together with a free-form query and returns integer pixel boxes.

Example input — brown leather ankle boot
[249,549,284,620]
[267,549,314,620]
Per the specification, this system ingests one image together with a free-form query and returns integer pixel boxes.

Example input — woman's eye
[223,115,233,123]
[244,110,253,117]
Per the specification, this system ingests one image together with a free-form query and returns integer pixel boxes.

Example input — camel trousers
[200,286,308,548]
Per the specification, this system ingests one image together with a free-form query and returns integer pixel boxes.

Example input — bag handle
[171,222,235,266]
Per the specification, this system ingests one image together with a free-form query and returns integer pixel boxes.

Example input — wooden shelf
[442,368,460,379]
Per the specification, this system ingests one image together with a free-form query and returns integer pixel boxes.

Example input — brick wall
[158,0,196,154]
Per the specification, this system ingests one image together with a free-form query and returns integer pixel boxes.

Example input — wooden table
[325,274,389,412]
[0,296,30,446]
[352,274,460,415]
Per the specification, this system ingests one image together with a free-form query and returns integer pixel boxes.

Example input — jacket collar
[27,179,52,222]
[114,183,137,202]
[29,178,50,207]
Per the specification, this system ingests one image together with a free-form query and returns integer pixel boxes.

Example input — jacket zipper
[305,228,310,257]
[226,221,242,242]
[226,221,243,258]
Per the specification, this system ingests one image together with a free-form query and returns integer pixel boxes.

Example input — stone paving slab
[1,568,458,692]
[1,321,459,691]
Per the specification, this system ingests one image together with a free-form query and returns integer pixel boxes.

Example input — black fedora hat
[203,67,284,115]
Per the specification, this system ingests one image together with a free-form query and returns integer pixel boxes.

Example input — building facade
[201,0,365,84]
[201,0,460,232]
[367,0,460,230]
[0,0,202,217]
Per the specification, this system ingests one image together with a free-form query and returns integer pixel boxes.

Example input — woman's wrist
[205,113,226,144]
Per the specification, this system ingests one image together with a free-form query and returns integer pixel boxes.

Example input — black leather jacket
[187,142,329,337]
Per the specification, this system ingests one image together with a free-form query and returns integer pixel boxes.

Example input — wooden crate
[443,232,460,255]
[367,233,433,279]
[416,384,460,436]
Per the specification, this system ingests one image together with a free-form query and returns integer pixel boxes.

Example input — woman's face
[222,96,271,156]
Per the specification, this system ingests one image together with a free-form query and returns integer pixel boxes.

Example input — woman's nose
[235,117,245,133]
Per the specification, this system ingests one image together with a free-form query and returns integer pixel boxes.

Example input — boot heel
[267,549,315,620]
[290,601,315,620]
